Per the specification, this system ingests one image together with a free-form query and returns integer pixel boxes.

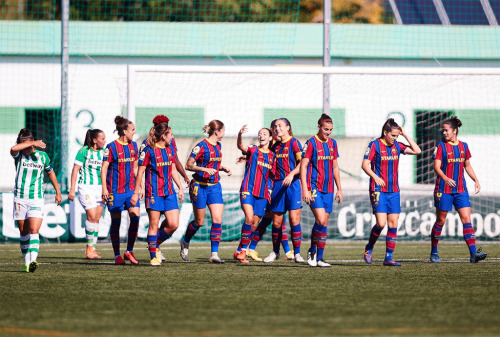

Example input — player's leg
[147,209,161,265]
[383,213,401,266]
[364,192,387,264]
[207,203,224,263]
[286,180,304,262]
[456,194,486,263]
[84,206,100,259]
[123,205,140,265]
[248,209,272,261]
[25,216,43,273]
[430,193,452,263]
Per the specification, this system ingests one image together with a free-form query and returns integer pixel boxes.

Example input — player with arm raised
[300,114,343,267]
[180,120,232,264]
[11,128,62,272]
[264,118,304,263]
[68,129,106,260]
[131,122,184,266]
[362,118,421,266]
[233,125,275,263]
[430,116,486,263]
[101,116,142,265]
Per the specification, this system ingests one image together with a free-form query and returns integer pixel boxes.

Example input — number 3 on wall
[75,109,95,145]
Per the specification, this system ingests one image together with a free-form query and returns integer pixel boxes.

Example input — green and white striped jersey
[74,146,103,185]
[12,150,53,200]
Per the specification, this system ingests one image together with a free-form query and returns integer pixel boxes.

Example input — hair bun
[153,115,169,126]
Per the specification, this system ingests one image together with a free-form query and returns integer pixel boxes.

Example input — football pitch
[0,241,498,337]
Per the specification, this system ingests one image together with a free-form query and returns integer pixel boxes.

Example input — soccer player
[131,122,184,266]
[68,129,106,259]
[264,118,305,263]
[430,116,487,263]
[246,120,293,261]
[11,128,62,272]
[101,116,142,265]
[139,114,190,261]
[180,120,232,263]
[362,118,421,266]
[301,114,343,267]
[233,125,275,263]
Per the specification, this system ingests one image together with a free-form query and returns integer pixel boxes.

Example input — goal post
[126,65,500,242]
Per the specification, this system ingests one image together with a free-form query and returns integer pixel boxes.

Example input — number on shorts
[192,185,198,196]
[371,192,380,203]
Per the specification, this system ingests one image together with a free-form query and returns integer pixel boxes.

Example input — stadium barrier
[1,192,498,242]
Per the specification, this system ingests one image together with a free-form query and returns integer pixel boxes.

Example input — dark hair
[202,120,224,136]
[84,129,104,148]
[380,118,402,138]
[16,128,34,144]
[259,128,272,137]
[443,116,462,135]
[114,116,132,136]
[318,113,333,126]
[277,118,294,137]
[148,122,171,147]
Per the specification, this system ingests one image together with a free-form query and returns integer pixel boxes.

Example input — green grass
[0,241,499,337]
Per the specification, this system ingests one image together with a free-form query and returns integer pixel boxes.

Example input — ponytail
[380,118,401,138]
[83,129,103,148]
[443,116,462,135]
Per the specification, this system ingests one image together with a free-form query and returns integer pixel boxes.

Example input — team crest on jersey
[192,146,201,155]
[392,148,397,153]
[15,212,19,217]
[85,194,90,200]
[284,147,288,152]
[330,148,334,153]
[131,150,135,156]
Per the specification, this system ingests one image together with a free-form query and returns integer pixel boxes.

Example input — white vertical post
[323,0,331,117]
[127,65,136,124]
[61,0,69,191]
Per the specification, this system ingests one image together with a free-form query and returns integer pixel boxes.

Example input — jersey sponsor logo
[317,155,336,160]
[118,157,135,163]
[448,158,465,163]
[192,146,201,155]
[209,157,222,162]
[157,161,173,167]
[257,161,272,169]
[275,154,289,158]
[22,162,44,170]
[381,156,398,160]
[87,159,102,166]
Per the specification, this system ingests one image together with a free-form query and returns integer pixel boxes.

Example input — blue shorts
[309,189,334,214]
[370,191,400,214]
[240,193,267,217]
[146,193,179,212]
[434,192,470,212]
[108,191,135,214]
[189,180,223,209]
[271,179,303,213]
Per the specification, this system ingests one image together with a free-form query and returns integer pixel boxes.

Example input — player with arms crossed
[68,129,106,259]
[132,121,184,266]
[430,116,486,263]
[233,125,275,263]
[101,116,142,265]
[362,119,421,266]
[180,120,232,263]
[11,128,62,272]
[264,118,304,263]
[301,114,343,267]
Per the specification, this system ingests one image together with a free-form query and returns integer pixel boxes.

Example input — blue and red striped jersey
[271,137,302,181]
[103,139,138,194]
[189,139,222,184]
[240,146,275,200]
[364,139,408,192]
[302,135,339,193]
[139,144,176,197]
[433,141,471,194]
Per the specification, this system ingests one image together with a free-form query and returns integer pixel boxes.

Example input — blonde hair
[202,120,224,136]
[147,122,170,147]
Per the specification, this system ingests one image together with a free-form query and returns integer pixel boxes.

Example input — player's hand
[55,192,62,206]
[445,178,456,187]
[283,174,294,187]
[68,190,75,201]
[178,189,185,203]
[102,187,109,202]
[235,156,246,164]
[239,125,248,135]
[205,168,217,176]
[183,176,190,187]
[302,191,311,205]
[139,187,145,200]
[474,181,481,194]
[130,193,139,207]
[335,190,343,205]
[374,176,385,187]
[223,167,232,176]
[33,140,46,149]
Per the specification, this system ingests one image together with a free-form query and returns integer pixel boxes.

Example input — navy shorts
[189,180,223,209]
[240,192,267,217]
[309,189,334,214]
[271,179,302,213]
[434,192,470,212]
[108,191,135,214]
[146,193,179,212]
[370,191,400,214]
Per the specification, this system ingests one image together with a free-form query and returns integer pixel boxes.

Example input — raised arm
[11,140,46,156]
[400,128,421,155]
[237,125,249,154]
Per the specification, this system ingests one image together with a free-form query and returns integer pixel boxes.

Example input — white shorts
[78,185,105,211]
[13,197,45,220]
